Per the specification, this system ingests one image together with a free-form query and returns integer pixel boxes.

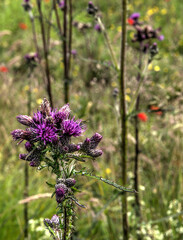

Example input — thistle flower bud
[11,129,35,141]
[51,215,59,226]
[16,115,34,127]
[87,1,98,16]
[22,0,32,12]
[44,218,53,228]
[89,133,103,149]
[65,178,76,187]
[113,88,119,98]
[94,24,102,33]
[55,183,68,203]
[30,160,40,167]
[88,149,103,158]
[25,141,33,152]
[19,153,27,160]
[68,144,80,153]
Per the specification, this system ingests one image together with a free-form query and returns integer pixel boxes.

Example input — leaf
[74,171,137,193]
[46,182,55,188]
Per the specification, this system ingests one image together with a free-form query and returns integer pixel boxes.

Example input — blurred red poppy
[0,66,8,73]
[128,18,134,25]
[137,112,148,122]
[19,23,28,30]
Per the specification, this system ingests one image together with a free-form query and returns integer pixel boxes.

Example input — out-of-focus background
[0,0,183,239]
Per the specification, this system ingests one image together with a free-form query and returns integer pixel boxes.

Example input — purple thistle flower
[71,49,77,57]
[17,115,34,127]
[158,35,164,41]
[33,111,44,124]
[130,12,140,20]
[58,0,65,10]
[24,0,30,2]
[62,118,86,137]
[94,24,102,32]
[32,122,58,145]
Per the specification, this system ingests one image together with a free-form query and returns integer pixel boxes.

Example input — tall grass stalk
[36,0,53,108]
[119,0,128,239]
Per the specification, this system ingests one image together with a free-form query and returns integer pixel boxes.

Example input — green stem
[119,0,128,239]
[97,17,119,70]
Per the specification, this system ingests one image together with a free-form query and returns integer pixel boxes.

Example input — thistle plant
[11,98,136,240]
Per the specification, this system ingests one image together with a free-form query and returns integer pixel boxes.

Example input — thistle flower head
[25,141,33,151]
[58,0,65,10]
[62,118,86,137]
[32,122,58,145]
[94,24,102,32]
[130,12,140,20]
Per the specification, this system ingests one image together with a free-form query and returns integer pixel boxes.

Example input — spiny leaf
[74,171,137,193]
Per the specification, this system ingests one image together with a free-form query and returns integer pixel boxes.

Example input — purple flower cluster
[58,0,65,10]
[11,98,102,167]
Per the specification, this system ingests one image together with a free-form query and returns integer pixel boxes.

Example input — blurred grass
[0,0,183,239]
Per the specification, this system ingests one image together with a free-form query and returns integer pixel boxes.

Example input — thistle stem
[119,0,128,239]
[36,0,53,108]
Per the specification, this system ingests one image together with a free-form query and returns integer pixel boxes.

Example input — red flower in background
[19,23,28,30]
[137,112,148,122]
[128,18,134,25]
[0,66,8,73]
[150,106,163,116]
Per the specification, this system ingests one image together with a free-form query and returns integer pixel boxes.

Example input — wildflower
[150,106,163,116]
[94,24,102,32]
[19,23,28,30]
[16,115,34,127]
[32,121,58,145]
[158,35,164,41]
[58,1,65,10]
[113,88,119,98]
[137,112,148,122]
[71,49,77,57]
[62,118,86,137]
[105,168,111,174]
[0,66,8,73]
[128,12,140,26]
[24,53,39,66]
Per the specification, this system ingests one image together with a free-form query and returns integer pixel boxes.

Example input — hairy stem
[119,0,128,239]
[36,0,53,108]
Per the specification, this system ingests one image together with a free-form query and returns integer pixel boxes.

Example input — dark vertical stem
[31,17,40,60]
[36,0,53,108]
[53,0,63,38]
[47,2,54,52]
[119,0,128,240]
[68,0,72,73]
[63,0,69,103]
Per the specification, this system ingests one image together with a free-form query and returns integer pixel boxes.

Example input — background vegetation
[0,0,183,239]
